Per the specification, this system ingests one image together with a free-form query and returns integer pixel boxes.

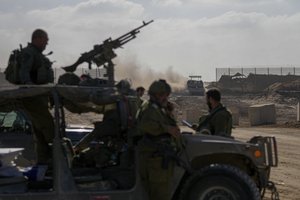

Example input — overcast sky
[1,0,300,83]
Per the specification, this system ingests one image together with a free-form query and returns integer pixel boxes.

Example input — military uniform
[137,100,179,200]
[74,96,139,168]
[20,43,53,84]
[73,107,121,168]
[20,43,54,164]
[136,96,144,108]
[196,103,232,137]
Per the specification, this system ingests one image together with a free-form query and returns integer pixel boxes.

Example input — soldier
[20,29,55,165]
[194,88,232,137]
[72,106,121,168]
[137,79,181,200]
[19,29,54,85]
[72,79,142,168]
[136,86,145,107]
[79,73,92,83]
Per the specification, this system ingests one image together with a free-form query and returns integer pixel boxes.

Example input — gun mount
[62,20,154,86]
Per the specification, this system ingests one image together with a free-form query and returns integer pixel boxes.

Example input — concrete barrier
[228,107,239,126]
[248,104,276,126]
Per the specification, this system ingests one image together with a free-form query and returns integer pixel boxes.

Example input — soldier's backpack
[4,45,23,84]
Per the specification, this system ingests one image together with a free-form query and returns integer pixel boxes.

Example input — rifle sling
[142,134,192,173]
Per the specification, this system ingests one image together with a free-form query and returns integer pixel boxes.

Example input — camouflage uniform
[20,43,54,164]
[137,100,179,200]
[197,103,232,137]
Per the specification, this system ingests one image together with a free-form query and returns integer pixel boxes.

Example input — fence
[216,66,300,82]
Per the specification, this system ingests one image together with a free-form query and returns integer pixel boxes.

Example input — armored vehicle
[187,75,205,96]
[0,84,279,200]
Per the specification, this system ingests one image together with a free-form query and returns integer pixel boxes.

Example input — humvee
[0,84,279,200]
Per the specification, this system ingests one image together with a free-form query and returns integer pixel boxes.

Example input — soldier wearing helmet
[137,79,181,200]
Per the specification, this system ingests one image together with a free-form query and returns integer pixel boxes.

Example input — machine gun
[62,20,154,86]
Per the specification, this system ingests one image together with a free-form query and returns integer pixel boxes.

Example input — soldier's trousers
[22,95,54,164]
[139,150,174,200]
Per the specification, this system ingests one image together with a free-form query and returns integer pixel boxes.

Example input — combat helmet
[148,79,171,95]
[116,79,135,95]
[58,72,80,85]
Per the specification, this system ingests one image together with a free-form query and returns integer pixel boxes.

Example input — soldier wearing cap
[137,79,181,200]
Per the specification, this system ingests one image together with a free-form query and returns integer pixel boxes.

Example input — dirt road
[233,127,300,200]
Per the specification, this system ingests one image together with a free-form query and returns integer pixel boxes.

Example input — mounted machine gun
[62,20,154,86]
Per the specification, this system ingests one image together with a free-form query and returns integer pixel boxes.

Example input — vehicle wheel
[178,164,261,200]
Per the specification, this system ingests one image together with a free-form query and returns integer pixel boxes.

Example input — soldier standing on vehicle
[20,29,55,165]
[193,88,232,137]
[137,79,181,200]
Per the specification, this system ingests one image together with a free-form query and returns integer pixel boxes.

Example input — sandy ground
[233,127,300,200]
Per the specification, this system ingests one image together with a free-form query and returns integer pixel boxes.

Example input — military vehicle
[0,20,279,200]
[187,75,205,96]
[0,84,279,200]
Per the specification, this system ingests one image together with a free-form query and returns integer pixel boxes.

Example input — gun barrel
[113,20,154,46]
[62,20,154,73]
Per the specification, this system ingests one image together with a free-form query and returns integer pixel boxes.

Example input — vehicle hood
[181,133,258,160]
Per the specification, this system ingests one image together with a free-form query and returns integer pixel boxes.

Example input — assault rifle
[62,20,154,85]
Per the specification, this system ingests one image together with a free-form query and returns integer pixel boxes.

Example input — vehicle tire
[178,164,261,200]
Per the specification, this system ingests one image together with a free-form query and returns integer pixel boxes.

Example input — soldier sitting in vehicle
[72,104,121,168]
[193,89,233,138]
[72,80,139,168]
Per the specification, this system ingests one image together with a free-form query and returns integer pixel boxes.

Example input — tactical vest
[4,44,54,84]
[36,54,54,84]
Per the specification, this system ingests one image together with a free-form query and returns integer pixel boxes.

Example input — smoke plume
[114,57,188,92]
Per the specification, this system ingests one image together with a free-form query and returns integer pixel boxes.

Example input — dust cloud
[114,58,188,92]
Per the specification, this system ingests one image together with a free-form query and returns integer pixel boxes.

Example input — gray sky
[1,0,300,82]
